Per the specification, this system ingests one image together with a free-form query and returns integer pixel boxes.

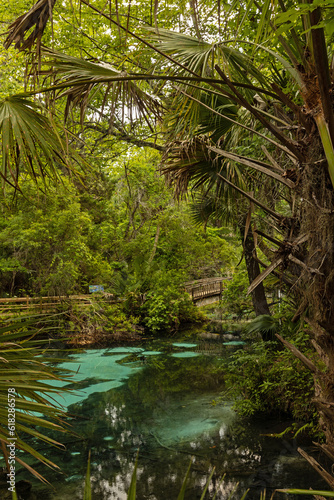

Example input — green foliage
[0,179,113,296]
[140,272,205,334]
[3,0,334,490]
[225,325,319,432]
[0,147,235,332]
[0,316,72,482]
[245,314,280,341]
[64,299,140,344]
[221,264,253,318]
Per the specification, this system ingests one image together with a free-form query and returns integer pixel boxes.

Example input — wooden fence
[0,295,110,319]
[0,277,232,317]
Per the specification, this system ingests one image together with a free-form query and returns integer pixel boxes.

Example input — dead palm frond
[4,0,56,52]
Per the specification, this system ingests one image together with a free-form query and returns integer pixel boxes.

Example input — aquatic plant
[83,455,334,500]
[124,457,234,500]
[83,450,91,500]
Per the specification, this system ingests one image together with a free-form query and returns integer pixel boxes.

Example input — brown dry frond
[4,0,56,52]
[161,136,215,198]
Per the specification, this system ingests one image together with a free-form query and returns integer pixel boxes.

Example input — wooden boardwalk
[184,277,231,303]
[0,295,113,319]
[0,277,231,317]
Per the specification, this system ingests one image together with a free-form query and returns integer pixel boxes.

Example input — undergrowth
[223,316,324,440]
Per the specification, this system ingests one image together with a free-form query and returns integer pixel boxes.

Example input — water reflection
[5,340,328,499]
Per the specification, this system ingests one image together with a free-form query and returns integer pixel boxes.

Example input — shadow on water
[3,338,329,499]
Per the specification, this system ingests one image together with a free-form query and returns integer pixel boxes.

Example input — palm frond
[245,314,279,336]
[0,95,74,189]
[164,89,238,142]
[0,315,73,482]
[197,92,238,141]
[44,49,162,128]
[148,28,267,87]
[190,193,237,228]
[190,194,220,226]
[4,0,56,52]
[161,136,247,200]
[149,28,217,78]
[161,136,221,198]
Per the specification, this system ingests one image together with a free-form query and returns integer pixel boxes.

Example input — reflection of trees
[15,353,278,498]
[60,355,259,498]
[73,376,264,498]
[126,355,226,407]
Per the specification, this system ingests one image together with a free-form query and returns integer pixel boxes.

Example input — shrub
[224,324,322,437]
[141,284,204,334]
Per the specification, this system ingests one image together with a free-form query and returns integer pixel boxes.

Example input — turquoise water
[6,339,328,499]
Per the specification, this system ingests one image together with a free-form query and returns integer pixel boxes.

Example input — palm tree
[3,0,334,485]
[161,133,272,319]
[0,315,72,485]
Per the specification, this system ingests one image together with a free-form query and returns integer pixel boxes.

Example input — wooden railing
[0,278,231,317]
[0,295,113,319]
[184,277,231,302]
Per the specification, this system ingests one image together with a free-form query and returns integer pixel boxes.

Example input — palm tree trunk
[240,219,271,318]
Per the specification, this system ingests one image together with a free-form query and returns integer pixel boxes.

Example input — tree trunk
[239,219,271,319]
[279,128,334,473]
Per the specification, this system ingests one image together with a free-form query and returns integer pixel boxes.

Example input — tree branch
[83,123,165,151]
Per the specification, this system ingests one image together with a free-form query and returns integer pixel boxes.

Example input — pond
[4,337,328,499]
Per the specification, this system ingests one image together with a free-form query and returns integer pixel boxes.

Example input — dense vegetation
[1,0,334,492]
[0,150,238,337]
[0,153,236,300]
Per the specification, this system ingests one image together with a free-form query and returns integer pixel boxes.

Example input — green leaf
[0,95,70,190]
[127,450,139,500]
[277,490,334,497]
[83,450,91,500]
[177,460,192,500]
[199,467,215,500]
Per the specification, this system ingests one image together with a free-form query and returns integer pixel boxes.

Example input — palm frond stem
[256,107,296,128]
[276,0,309,68]
[276,335,318,374]
[261,145,285,173]
[270,82,311,131]
[210,146,295,188]
[313,113,334,189]
[214,65,304,161]
[247,256,284,295]
[177,88,298,159]
[228,82,278,99]
[33,72,253,94]
[268,19,303,72]
[216,172,283,220]
[254,228,283,247]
